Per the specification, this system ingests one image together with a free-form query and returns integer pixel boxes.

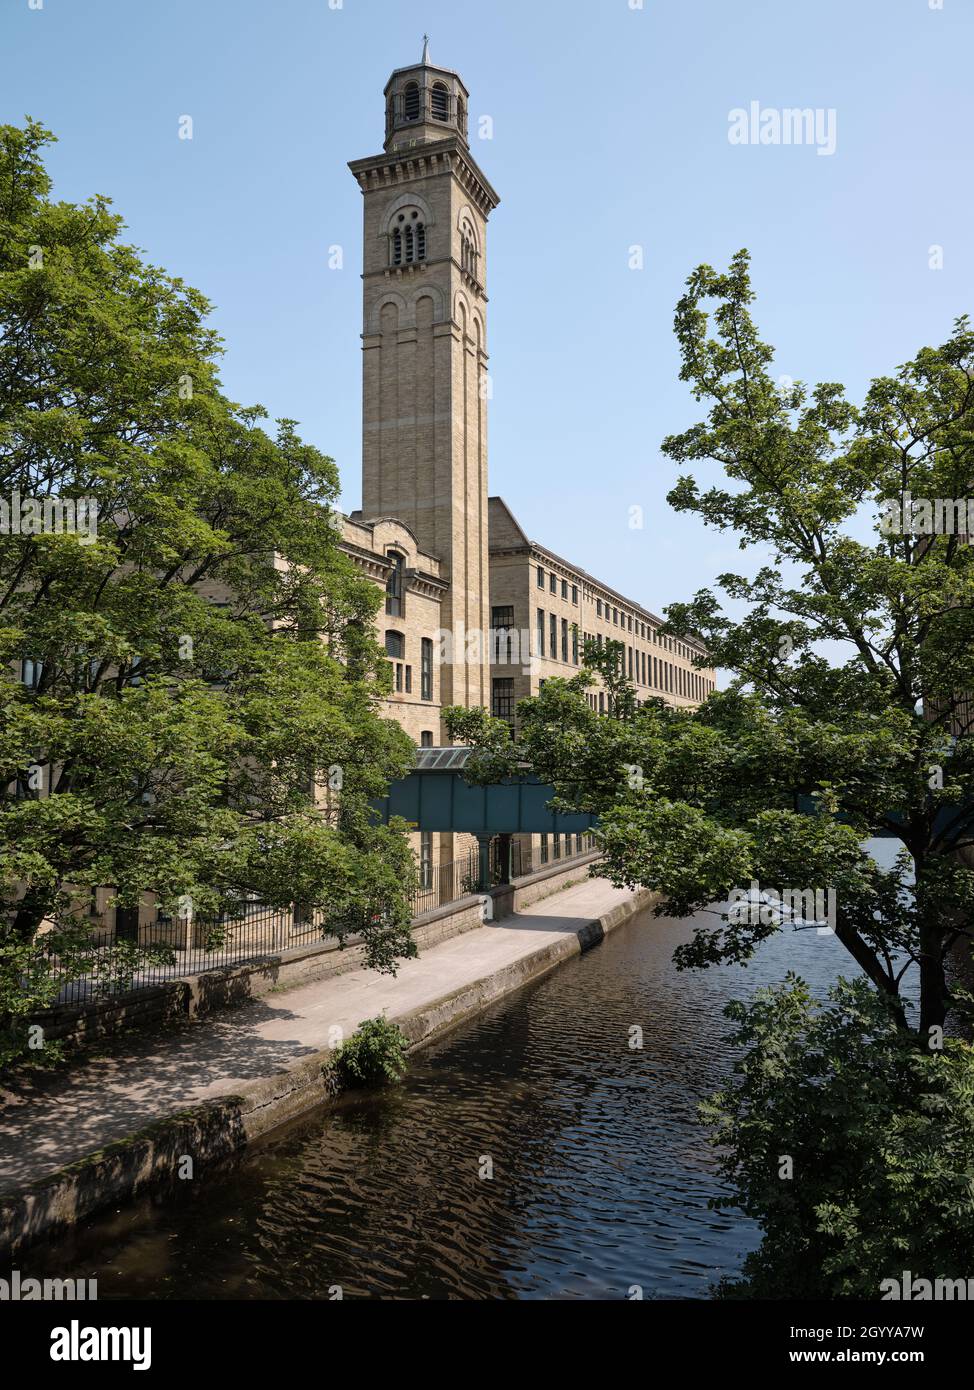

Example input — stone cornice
[348,138,500,217]
[406,568,450,599]
[339,543,449,599]
[339,542,389,581]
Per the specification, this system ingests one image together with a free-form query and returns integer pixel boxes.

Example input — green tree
[462,251,974,1039]
[447,252,974,1294]
[0,121,416,1064]
[704,976,974,1299]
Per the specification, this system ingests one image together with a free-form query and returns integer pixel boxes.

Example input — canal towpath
[0,875,652,1248]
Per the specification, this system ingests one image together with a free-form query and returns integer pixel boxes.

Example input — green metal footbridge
[370,747,598,891]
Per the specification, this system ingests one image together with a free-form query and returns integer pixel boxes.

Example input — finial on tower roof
[421,34,431,65]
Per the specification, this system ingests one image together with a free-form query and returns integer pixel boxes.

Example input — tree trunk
[918,924,947,1037]
[9,885,53,943]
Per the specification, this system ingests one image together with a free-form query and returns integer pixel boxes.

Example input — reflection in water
[21,887,883,1301]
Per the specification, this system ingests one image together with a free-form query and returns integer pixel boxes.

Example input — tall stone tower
[349,41,500,711]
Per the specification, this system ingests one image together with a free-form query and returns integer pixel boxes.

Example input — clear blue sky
[3,0,971,645]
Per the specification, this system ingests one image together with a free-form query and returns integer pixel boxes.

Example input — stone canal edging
[30,855,604,1051]
[0,881,656,1255]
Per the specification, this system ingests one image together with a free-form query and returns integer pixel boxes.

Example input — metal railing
[411,848,483,919]
[31,836,601,1009]
[410,834,599,918]
[33,900,325,1006]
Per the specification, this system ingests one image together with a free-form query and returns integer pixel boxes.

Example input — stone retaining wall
[0,883,655,1255]
[31,858,602,1051]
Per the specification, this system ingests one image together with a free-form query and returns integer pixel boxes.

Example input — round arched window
[431,83,449,122]
[460,219,478,279]
[403,82,420,122]
[391,209,427,267]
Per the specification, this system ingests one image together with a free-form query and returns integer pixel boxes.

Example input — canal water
[18,881,896,1301]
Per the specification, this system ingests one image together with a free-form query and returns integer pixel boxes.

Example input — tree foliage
[0,121,416,1063]
[707,976,974,1299]
[454,251,974,1037]
[447,252,974,1293]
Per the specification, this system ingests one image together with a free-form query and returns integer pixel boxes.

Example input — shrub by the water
[334,1016,408,1088]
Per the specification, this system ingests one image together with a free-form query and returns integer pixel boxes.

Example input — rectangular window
[613,608,618,625]
[492,677,515,722]
[537,565,544,588]
[421,638,433,701]
[598,691,605,714]
[572,626,579,665]
[405,665,412,694]
[540,834,549,865]
[550,572,557,594]
[553,834,561,860]
[395,663,404,693]
[628,646,633,678]
[561,579,568,600]
[385,551,404,617]
[491,606,514,666]
[550,613,557,659]
[572,585,578,605]
[596,599,602,617]
[21,657,43,689]
[420,730,434,748]
[537,608,545,656]
[561,618,568,663]
[628,615,633,632]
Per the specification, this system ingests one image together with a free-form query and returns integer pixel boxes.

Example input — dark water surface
[20,898,866,1301]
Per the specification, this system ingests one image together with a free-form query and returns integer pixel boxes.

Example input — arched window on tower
[403,82,420,122]
[457,97,466,136]
[460,219,478,281]
[390,209,427,267]
[431,82,449,122]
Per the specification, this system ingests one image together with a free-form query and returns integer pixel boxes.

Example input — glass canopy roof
[413,746,476,771]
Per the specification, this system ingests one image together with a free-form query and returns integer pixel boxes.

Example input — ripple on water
[20,897,876,1300]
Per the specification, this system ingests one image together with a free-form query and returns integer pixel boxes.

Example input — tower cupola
[384,37,470,151]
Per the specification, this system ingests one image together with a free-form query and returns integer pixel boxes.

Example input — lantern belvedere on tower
[349,41,500,711]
